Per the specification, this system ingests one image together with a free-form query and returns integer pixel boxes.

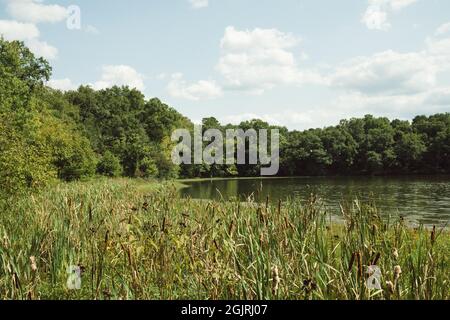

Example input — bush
[36,112,98,181]
[0,116,56,196]
[97,151,123,177]
[137,157,159,178]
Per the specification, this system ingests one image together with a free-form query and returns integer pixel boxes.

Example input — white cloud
[168,73,222,101]
[362,5,390,31]
[26,38,58,59]
[0,19,58,59]
[189,0,209,9]
[49,66,149,93]
[329,28,450,97]
[221,87,449,130]
[220,26,300,52]
[49,66,148,92]
[387,0,418,11]
[0,20,39,40]
[216,26,324,94]
[7,0,69,24]
[435,22,450,36]
[319,31,450,124]
[0,1,82,60]
[362,0,418,31]
[222,111,314,127]
[227,86,449,130]
[333,87,450,120]
[331,50,436,95]
[426,37,450,71]
[47,78,77,91]
[424,87,450,106]
[92,65,146,91]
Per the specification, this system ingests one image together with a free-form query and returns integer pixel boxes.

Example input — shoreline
[177,174,450,184]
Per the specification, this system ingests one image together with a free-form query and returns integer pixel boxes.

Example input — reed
[0,178,448,300]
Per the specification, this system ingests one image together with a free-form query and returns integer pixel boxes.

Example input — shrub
[97,151,123,177]
[137,157,159,178]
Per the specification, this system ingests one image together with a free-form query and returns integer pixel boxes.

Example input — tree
[0,39,97,196]
[0,116,55,196]
[413,114,450,173]
[394,132,426,172]
[36,111,97,181]
[0,38,51,112]
[97,151,123,177]
[282,130,332,176]
[0,39,55,195]
[320,126,358,174]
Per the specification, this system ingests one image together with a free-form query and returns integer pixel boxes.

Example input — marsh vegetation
[0,179,448,300]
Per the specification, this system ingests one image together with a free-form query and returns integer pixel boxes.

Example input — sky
[1,0,450,130]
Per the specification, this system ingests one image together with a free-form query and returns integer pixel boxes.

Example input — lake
[180,176,450,227]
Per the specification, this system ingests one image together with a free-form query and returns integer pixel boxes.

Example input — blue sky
[1,0,450,129]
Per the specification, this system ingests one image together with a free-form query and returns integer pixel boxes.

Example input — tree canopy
[0,38,449,197]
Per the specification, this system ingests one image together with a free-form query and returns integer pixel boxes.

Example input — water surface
[180,176,450,227]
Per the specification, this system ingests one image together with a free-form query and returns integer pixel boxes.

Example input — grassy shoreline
[0,178,448,300]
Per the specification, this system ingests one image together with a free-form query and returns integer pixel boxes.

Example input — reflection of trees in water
[182,177,450,225]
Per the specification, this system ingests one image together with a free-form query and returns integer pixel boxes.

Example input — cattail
[228,220,235,236]
[3,234,9,249]
[386,281,395,295]
[162,216,166,233]
[271,266,280,295]
[372,224,378,236]
[394,265,402,281]
[213,239,221,252]
[372,252,381,266]
[431,226,436,245]
[30,256,37,272]
[356,252,363,278]
[348,252,356,272]
[12,272,20,289]
[259,232,265,247]
[393,248,399,260]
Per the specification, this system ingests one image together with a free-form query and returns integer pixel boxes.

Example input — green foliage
[1,38,449,198]
[0,39,96,196]
[137,156,159,178]
[36,112,97,181]
[182,113,449,178]
[64,88,190,179]
[0,116,56,196]
[0,38,51,109]
[97,151,123,177]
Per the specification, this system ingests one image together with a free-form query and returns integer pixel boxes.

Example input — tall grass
[0,178,448,300]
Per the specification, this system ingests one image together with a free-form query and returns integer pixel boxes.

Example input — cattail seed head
[271,266,280,295]
[393,248,399,260]
[3,235,9,249]
[30,256,37,272]
[259,232,265,247]
[372,224,378,236]
[431,226,436,245]
[386,281,395,295]
[394,265,402,280]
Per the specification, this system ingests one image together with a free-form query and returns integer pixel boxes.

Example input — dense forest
[1,39,449,196]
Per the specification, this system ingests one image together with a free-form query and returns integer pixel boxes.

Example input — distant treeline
[1,39,449,196]
[190,113,450,178]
